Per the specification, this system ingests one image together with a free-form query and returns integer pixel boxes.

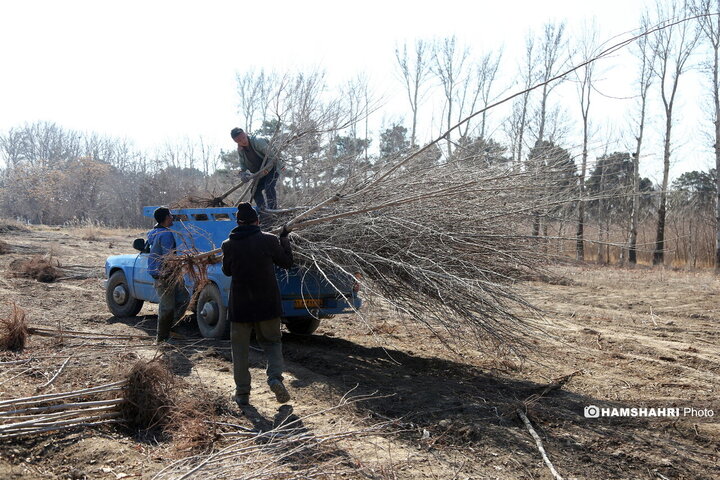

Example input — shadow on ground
[103,315,719,479]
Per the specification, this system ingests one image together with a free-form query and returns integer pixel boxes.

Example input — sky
[0,0,712,181]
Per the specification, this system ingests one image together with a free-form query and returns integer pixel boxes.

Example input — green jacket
[237,137,282,174]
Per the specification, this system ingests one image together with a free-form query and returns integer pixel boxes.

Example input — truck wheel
[285,317,321,335]
[196,283,229,339]
[106,270,143,317]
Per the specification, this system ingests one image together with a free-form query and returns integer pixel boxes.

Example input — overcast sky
[0,0,712,180]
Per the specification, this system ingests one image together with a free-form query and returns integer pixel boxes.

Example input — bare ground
[0,224,718,479]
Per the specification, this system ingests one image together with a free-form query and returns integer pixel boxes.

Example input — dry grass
[79,227,104,241]
[0,303,29,352]
[9,255,61,282]
[62,218,113,242]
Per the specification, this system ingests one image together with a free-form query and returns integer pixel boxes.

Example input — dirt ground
[0,224,718,479]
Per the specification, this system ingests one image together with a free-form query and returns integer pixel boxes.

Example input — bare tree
[574,23,599,261]
[692,0,720,271]
[504,35,538,168]
[524,23,568,239]
[628,16,656,265]
[649,0,701,265]
[236,69,277,133]
[395,40,432,147]
[535,22,569,145]
[432,36,470,157]
[476,48,504,140]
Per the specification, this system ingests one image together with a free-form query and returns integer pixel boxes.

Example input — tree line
[1,0,719,269]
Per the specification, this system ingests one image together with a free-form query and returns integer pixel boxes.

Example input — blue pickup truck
[104,206,361,337]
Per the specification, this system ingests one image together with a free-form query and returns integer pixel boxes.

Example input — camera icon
[584,405,600,418]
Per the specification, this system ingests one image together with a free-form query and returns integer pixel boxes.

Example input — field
[0,223,718,479]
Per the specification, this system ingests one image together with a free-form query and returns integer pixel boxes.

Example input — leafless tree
[504,35,538,168]
[476,48,504,140]
[574,23,599,261]
[432,36,470,157]
[649,0,701,265]
[236,69,277,134]
[395,40,432,147]
[535,22,569,145]
[691,0,720,271]
[628,15,656,265]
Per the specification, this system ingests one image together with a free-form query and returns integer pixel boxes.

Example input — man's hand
[239,171,252,183]
[280,224,291,238]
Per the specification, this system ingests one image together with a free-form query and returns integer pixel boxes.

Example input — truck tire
[196,283,229,339]
[106,270,143,317]
[285,317,321,335]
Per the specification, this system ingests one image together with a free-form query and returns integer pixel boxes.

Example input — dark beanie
[230,127,244,139]
[153,207,171,224]
[236,202,258,224]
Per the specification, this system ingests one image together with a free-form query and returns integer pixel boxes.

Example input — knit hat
[230,127,244,139]
[236,202,259,224]
[153,207,171,224]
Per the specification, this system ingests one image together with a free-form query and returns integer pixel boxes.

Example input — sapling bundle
[283,155,546,347]
[164,146,556,349]
[0,303,28,352]
[0,359,216,446]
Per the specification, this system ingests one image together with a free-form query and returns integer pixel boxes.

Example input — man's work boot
[233,393,250,406]
[269,380,290,404]
[155,337,178,347]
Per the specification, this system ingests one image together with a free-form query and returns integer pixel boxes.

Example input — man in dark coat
[221,202,293,406]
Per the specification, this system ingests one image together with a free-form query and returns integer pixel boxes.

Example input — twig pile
[120,359,218,450]
[171,194,228,209]
[0,359,217,448]
[119,359,177,431]
[153,393,392,480]
[0,381,126,440]
[8,255,61,282]
[0,303,28,352]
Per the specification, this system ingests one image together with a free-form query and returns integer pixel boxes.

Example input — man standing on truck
[231,127,282,211]
[221,202,293,406]
[147,207,189,345]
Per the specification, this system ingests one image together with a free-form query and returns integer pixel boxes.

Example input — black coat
[221,225,293,323]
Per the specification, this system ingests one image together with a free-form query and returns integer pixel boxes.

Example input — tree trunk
[654,116,672,265]
[628,150,641,264]
[538,84,548,144]
[532,214,540,237]
[577,122,588,261]
[714,36,720,272]
[411,71,419,148]
[576,203,585,261]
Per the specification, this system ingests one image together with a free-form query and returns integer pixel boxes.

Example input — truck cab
[104,206,361,337]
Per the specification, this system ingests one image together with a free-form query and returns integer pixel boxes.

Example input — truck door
[133,251,159,303]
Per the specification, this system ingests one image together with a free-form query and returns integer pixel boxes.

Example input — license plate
[294,298,324,309]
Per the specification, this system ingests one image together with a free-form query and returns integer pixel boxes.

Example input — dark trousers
[231,318,284,396]
[154,277,190,341]
[253,168,279,210]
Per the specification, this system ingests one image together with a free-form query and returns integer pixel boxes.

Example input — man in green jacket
[231,127,282,211]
